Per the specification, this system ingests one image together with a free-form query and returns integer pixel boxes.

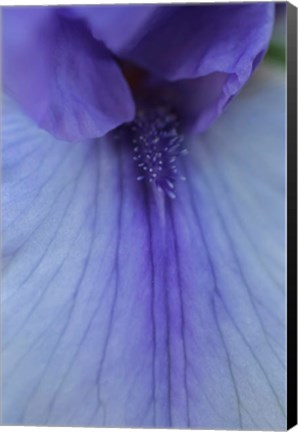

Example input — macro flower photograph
[1,2,286,430]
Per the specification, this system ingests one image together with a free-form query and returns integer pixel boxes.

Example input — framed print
[1,2,297,430]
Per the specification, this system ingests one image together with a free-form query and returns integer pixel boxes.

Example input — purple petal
[131,3,274,132]
[142,72,232,134]
[73,4,274,132]
[2,8,135,141]
[2,66,285,429]
[119,4,274,82]
[63,5,157,53]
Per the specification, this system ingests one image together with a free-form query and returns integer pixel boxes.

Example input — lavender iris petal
[62,5,158,54]
[3,5,274,142]
[2,8,135,141]
[2,66,285,429]
[73,3,274,133]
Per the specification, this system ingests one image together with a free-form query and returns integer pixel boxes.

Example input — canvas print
[1,2,287,430]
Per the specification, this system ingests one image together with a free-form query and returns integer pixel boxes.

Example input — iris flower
[2,3,286,430]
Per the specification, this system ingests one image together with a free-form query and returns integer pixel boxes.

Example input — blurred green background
[265,2,286,65]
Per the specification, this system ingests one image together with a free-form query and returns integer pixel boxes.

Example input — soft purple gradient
[76,4,274,132]
[2,8,135,141]
[2,66,285,429]
[3,4,274,141]
[1,4,285,429]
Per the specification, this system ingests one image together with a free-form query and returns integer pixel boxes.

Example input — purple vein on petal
[2,151,92,351]
[92,149,123,426]
[183,168,284,418]
[169,203,191,427]
[17,144,101,424]
[183,158,285,369]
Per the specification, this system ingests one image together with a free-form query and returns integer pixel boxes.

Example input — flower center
[128,105,187,199]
